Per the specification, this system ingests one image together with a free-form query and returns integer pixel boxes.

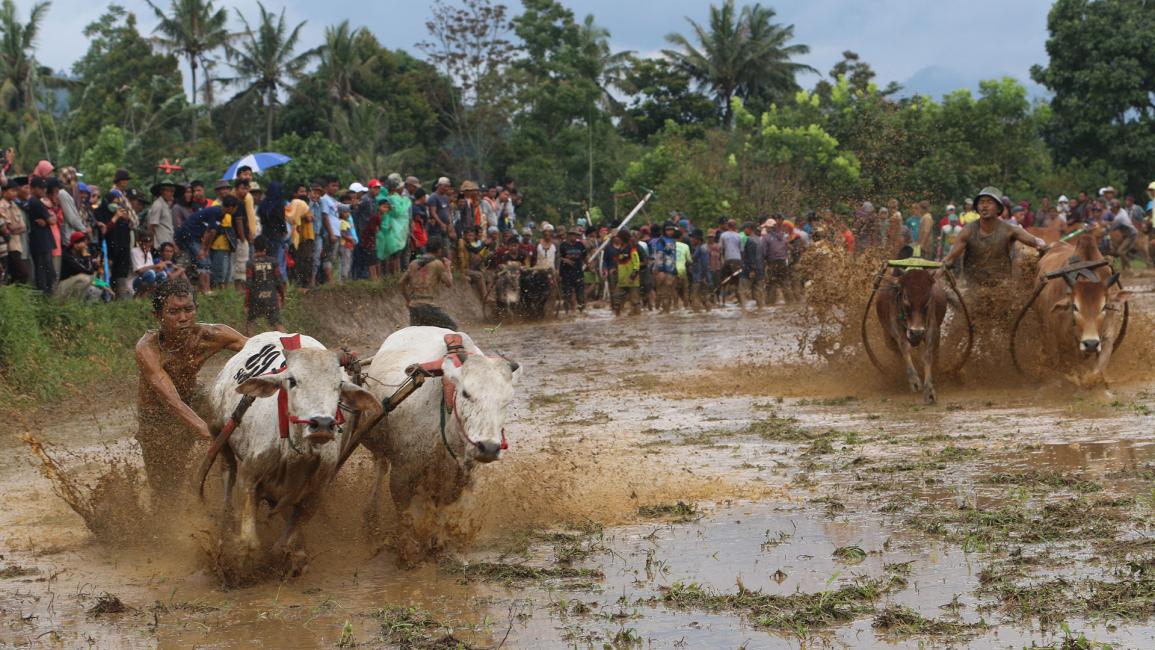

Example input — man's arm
[135,337,212,440]
[199,228,215,258]
[439,260,454,288]
[1011,225,1047,251]
[206,323,248,352]
[941,227,970,267]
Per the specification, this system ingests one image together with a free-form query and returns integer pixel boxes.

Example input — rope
[439,393,458,462]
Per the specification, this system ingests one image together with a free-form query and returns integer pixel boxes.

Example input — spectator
[131,231,168,297]
[244,235,286,335]
[718,219,742,306]
[288,183,316,289]
[175,195,240,294]
[25,176,58,294]
[257,181,288,276]
[740,222,764,310]
[426,177,452,241]
[147,181,177,247]
[58,232,109,301]
[377,173,412,275]
[559,226,587,312]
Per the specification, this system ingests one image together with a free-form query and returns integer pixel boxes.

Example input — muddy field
[3,272,1155,648]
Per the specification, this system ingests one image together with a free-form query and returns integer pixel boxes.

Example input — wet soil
[4,272,1155,648]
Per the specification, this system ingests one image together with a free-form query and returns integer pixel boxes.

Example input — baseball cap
[405,175,421,188]
[367,178,382,189]
[67,231,87,247]
[215,179,231,190]
[349,182,368,193]
[436,176,450,188]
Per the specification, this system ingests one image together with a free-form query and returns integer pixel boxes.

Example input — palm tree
[663,0,815,123]
[225,2,318,147]
[0,0,51,115]
[316,21,376,106]
[145,0,230,142]
[577,14,633,116]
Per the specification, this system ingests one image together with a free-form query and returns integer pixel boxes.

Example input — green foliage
[78,126,128,190]
[1031,0,1155,195]
[265,132,347,186]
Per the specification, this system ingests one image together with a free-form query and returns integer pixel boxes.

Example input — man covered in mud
[940,186,1048,287]
[135,278,248,500]
[400,235,456,329]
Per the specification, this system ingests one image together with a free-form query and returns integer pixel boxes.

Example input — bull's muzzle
[907,327,926,346]
[473,440,502,463]
[305,416,337,443]
[1081,338,1101,354]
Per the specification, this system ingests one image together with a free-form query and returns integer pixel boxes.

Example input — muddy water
[5,277,1155,648]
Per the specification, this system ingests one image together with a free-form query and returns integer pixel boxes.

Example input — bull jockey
[135,278,248,501]
[401,235,457,330]
[939,186,1048,287]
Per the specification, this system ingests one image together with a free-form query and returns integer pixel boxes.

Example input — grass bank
[0,278,485,415]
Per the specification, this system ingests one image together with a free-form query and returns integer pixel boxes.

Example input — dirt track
[3,278,1155,648]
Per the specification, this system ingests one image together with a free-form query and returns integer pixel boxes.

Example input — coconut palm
[577,14,633,117]
[316,20,377,106]
[225,2,319,147]
[0,0,51,115]
[663,0,815,123]
[144,0,231,142]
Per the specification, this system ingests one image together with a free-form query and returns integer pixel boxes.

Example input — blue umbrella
[223,152,292,180]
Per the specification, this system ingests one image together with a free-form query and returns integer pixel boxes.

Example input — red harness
[410,333,509,453]
[274,334,346,439]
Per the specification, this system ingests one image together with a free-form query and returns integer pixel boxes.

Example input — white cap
[436,176,451,188]
[1058,195,1069,203]
[1098,187,1107,196]
[541,221,554,231]
[945,204,956,212]
[348,182,368,193]
[1147,182,1155,192]
[1104,186,1117,194]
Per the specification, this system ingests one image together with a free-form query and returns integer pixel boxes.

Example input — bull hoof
[906,370,921,393]
[923,384,937,405]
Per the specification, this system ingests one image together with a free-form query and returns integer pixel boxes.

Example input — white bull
[208,332,379,573]
[359,326,519,560]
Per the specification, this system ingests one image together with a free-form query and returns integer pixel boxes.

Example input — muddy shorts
[136,389,209,500]
[409,303,458,330]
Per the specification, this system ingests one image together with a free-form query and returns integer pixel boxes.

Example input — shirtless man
[134,278,248,500]
[400,235,455,330]
[940,186,1048,287]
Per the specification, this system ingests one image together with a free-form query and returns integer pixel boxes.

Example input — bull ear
[340,381,381,415]
[236,375,283,397]
[1050,297,1072,314]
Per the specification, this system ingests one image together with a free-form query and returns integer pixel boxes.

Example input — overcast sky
[35,0,1052,98]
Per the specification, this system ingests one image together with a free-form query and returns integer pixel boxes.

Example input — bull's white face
[443,355,519,464]
[498,268,520,305]
[237,348,379,446]
[1053,278,1131,356]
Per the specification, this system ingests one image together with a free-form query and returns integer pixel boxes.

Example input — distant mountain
[895,65,1050,102]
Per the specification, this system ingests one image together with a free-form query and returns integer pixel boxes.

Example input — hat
[1104,186,1117,194]
[114,168,132,182]
[67,231,87,248]
[78,182,91,194]
[215,178,231,191]
[663,221,677,231]
[568,226,583,235]
[973,186,1004,209]
[541,222,554,232]
[384,173,403,190]
[1147,182,1155,192]
[460,180,479,192]
[405,175,421,188]
[250,181,262,192]
[945,204,956,212]
[1058,195,1069,203]
[436,176,451,188]
[126,188,146,202]
[367,178,382,189]
[963,197,973,205]
[348,182,368,193]
[10,176,28,186]
[521,226,532,236]
[150,180,178,196]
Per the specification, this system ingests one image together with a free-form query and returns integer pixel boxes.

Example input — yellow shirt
[210,212,233,251]
[244,192,257,237]
[286,199,313,246]
[961,210,980,225]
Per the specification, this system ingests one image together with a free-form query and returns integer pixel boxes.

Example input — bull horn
[941,268,974,377]
[860,262,891,374]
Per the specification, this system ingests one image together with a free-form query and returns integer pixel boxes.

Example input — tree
[813,51,900,100]
[144,0,230,142]
[622,57,717,142]
[0,0,50,115]
[1030,0,1155,194]
[68,6,188,172]
[663,0,815,123]
[419,0,517,181]
[225,2,318,148]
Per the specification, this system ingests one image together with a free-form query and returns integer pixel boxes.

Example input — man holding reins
[135,278,248,501]
[940,186,1048,287]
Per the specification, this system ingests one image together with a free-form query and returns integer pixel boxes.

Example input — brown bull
[875,269,948,404]
[1032,235,1130,388]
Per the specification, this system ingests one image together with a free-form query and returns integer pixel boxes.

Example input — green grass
[0,284,317,411]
